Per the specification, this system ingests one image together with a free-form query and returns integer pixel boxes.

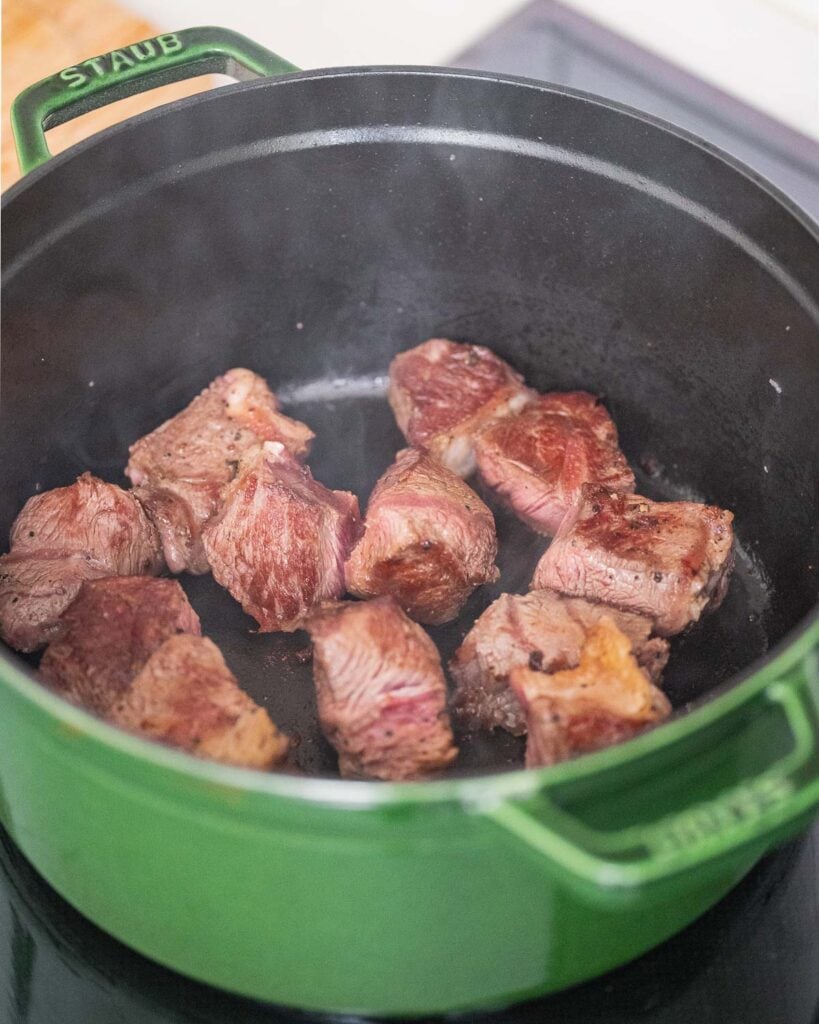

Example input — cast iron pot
[1,27,818,1017]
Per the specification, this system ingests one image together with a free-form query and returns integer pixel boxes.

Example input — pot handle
[481,642,819,891]
[11,25,298,176]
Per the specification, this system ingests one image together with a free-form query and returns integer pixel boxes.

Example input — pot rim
[3,64,819,244]
[2,64,817,809]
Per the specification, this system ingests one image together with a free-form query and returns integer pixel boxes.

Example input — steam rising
[9,125,817,325]
[278,373,388,404]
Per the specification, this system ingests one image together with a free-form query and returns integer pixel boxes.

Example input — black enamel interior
[2,70,817,777]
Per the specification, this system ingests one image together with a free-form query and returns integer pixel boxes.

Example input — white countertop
[125,0,818,140]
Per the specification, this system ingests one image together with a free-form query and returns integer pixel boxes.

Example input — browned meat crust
[306,597,458,779]
[532,485,734,636]
[510,617,671,767]
[39,576,201,714]
[451,589,669,735]
[110,634,289,769]
[345,448,499,625]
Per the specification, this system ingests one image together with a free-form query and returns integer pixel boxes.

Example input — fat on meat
[0,473,163,652]
[531,485,734,636]
[474,391,635,535]
[306,597,458,779]
[126,368,314,574]
[344,448,499,625]
[110,634,289,769]
[39,576,201,714]
[202,441,361,632]
[388,338,534,476]
[510,617,672,767]
[451,589,669,735]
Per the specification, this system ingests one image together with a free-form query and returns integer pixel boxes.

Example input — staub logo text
[60,34,184,88]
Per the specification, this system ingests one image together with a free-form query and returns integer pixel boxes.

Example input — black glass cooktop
[2,2,818,1022]
[2,826,817,1024]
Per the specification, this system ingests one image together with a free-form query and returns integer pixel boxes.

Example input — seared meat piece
[532,485,734,636]
[306,598,458,779]
[345,448,499,625]
[202,442,360,632]
[388,338,533,476]
[110,634,288,769]
[0,474,163,652]
[451,589,669,735]
[510,617,672,767]
[474,391,635,535]
[39,577,201,715]
[126,368,314,574]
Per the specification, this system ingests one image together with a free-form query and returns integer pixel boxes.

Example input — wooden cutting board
[2,0,210,189]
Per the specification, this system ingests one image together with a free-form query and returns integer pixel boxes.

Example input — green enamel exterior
[10,26,298,175]
[1,621,816,1014]
[4,24,819,1016]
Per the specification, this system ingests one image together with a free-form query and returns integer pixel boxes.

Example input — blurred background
[127,0,819,136]
[3,0,818,190]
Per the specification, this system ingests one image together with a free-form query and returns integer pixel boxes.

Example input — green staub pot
[2,26,818,1017]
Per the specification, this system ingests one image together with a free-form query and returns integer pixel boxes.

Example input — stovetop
[453,0,819,219]
[2,3,818,1022]
[2,823,818,1024]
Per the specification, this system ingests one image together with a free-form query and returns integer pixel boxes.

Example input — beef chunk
[110,634,288,769]
[510,617,672,767]
[0,474,163,652]
[451,589,669,735]
[126,368,314,574]
[345,448,499,625]
[532,485,734,636]
[474,391,635,534]
[306,597,458,779]
[202,441,361,632]
[39,577,201,714]
[388,339,533,476]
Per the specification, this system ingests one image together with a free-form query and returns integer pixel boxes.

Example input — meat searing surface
[307,597,458,779]
[388,339,533,476]
[450,589,669,735]
[203,441,361,632]
[0,473,163,652]
[532,485,735,636]
[345,447,499,625]
[510,617,671,767]
[110,634,288,769]
[474,391,635,535]
[39,576,201,714]
[126,368,314,574]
